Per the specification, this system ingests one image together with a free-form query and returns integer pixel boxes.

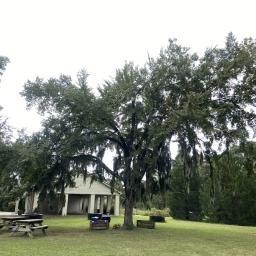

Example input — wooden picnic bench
[137,220,155,229]
[0,216,28,230]
[89,220,109,231]
[11,219,48,238]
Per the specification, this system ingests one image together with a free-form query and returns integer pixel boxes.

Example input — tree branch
[69,154,122,181]
[102,118,129,154]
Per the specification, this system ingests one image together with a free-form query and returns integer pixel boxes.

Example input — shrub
[133,207,171,217]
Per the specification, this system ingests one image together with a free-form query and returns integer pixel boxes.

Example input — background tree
[0,55,12,210]
[0,56,9,77]
[201,142,256,225]
[169,142,256,225]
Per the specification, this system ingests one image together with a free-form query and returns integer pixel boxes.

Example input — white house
[23,176,121,216]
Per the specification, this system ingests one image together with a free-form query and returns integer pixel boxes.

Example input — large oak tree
[21,34,256,228]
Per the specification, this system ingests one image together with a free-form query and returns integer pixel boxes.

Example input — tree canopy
[1,34,254,227]
[0,56,9,77]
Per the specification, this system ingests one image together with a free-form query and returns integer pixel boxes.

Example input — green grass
[1,215,256,256]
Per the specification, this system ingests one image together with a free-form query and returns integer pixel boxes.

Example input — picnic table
[11,219,48,238]
[0,216,28,230]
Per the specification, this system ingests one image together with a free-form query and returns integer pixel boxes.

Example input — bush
[133,207,171,217]
[0,199,15,212]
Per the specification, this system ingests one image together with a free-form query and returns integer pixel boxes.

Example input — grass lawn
[0,215,256,256]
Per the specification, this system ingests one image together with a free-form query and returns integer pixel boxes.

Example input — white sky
[1,0,256,136]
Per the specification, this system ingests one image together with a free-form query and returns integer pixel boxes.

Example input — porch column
[25,197,29,213]
[15,199,20,213]
[96,196,100,212]
[62,194,69,216]
[107,196,112,214]
[85,197,89,213]
[82,197,88,214]
[114,194,120,216]
[89,194,95,213]
[33,193,39,211]
[100,196,104,213]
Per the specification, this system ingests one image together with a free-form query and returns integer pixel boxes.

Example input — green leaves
[0,56,9,76]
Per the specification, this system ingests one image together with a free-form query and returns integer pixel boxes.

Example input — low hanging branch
[68,154,122,181]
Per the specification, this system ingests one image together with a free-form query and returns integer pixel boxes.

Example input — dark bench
[89,220,109,231]
[149,215,165,222]
[101,215,111,223]
[88,213,102,220]
[87,213,111,223]
[137,220,155,229]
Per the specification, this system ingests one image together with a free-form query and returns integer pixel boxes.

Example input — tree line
[144,142,256,226]
[0,33,256,228]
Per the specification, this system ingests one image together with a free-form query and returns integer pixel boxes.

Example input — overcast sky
[1,0,256,135]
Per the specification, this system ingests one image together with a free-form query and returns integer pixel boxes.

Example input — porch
[62,194,120,216]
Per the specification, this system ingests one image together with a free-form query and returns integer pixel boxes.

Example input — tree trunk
[123,156,135,229]
[160,190,167,209]
[123,190,134,229]
[208,158,215,205]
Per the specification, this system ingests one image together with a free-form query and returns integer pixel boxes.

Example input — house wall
[65,176,119,196]
[22,176,121,216]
